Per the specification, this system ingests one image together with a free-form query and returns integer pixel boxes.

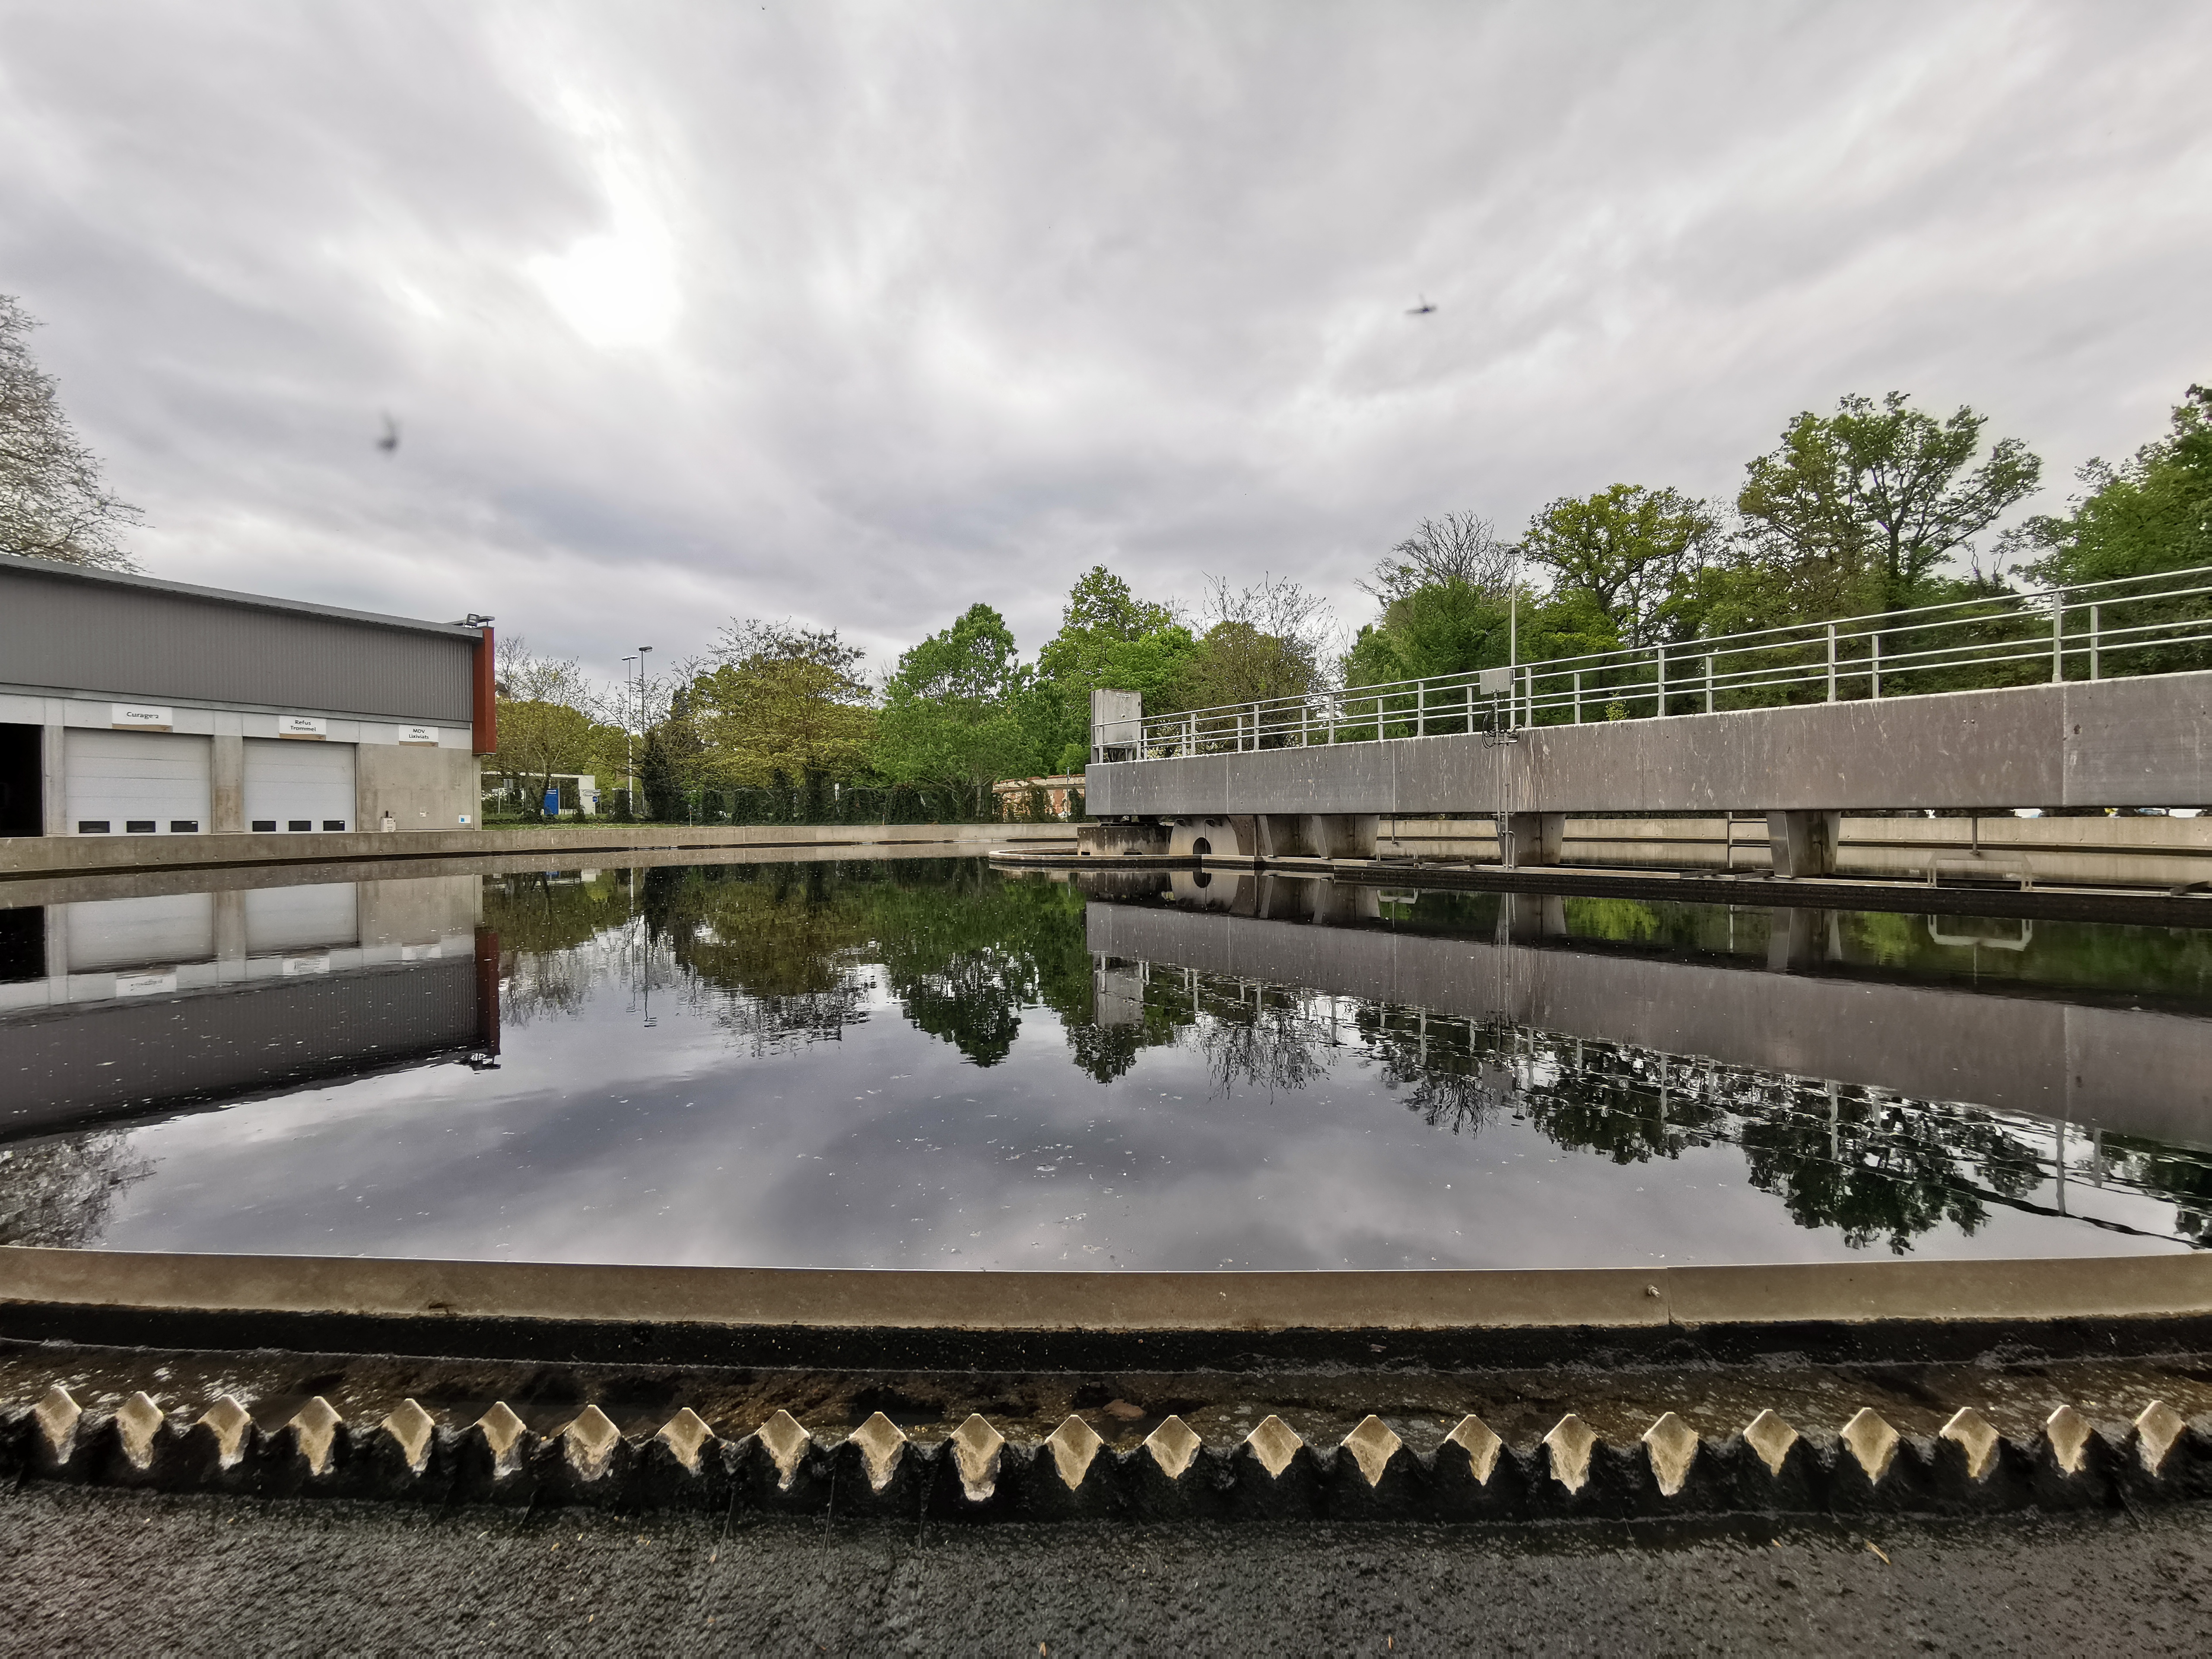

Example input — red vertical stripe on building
[473,625,497,755]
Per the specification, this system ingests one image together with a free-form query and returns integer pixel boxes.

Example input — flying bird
[1406,297,1436,316]
[376,413,400,454]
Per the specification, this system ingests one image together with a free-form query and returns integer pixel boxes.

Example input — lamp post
[634,646,652,813]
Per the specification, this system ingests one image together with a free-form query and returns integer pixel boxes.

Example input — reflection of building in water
[0,875,494,1139]
[1087,886,2212,1152]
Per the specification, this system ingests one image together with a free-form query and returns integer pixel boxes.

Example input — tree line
[4,294,2201,816]
[491,383,2209,820]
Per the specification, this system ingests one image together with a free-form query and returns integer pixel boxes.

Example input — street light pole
[620,655,638,812]
[635,646,652,813]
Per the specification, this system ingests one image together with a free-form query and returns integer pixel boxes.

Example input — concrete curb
[7,1248,2211,1333]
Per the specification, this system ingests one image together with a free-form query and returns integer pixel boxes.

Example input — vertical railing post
[2091,604,2101,680]
[2052,598,2064,683]
[1655,646,1666,717]
[1871,633,1882,699]
[1704,653,1714,714]
[1573,670,1583,723]
[1826,623,1837,702]
[1416,680,1426,738]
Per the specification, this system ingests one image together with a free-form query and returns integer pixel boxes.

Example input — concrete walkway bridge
[1083,565,2212,875]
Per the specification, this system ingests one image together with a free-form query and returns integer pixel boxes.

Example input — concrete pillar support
[40,721,66,837]
[1766,810,1841,878]
[1503,812,1566,868]
[210,734,245,834]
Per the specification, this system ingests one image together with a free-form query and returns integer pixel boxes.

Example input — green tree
[690,620,876,788]
[1,295,140,569]
[2010,385,2212,585]
[490,637,610,813]
[872,603,1038,817]
[1734,391,2041,618]
[1031,566,1197,771]
[1522,485,1717,648]
[1179,574,1333,711]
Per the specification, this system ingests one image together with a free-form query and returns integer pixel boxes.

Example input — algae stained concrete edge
[7,1248,2212,1333]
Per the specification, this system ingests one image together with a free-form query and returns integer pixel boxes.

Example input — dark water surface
[3,856,2209,1270]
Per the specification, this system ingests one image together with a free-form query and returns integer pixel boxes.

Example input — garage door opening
[245,738,356,833]
[0,723,39,836]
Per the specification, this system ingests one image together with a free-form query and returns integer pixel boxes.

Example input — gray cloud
[2,0,2206,681]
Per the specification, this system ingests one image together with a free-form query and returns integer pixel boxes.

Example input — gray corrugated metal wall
[0,565,475,721]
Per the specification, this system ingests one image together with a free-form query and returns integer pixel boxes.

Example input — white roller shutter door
[65,730,212,835]
[245,738,357,833]
[64,893,216,971]
[244,883,359,954]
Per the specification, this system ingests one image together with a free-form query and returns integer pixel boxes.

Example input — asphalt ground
[3,1482,2209,1656]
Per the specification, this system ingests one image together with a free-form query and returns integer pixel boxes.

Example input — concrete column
[1766,906,1826,971]
[40,721,66,836]
[213,888,247,971]
[42,903,66,981]
[1766,810,1841,877]
[1502,812,1565,868]
[210,733,245,833]
[1498,892,1568,944]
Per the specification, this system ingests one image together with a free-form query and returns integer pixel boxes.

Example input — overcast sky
[3,1,2206,683]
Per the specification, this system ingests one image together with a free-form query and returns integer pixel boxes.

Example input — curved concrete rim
[5,1247,2209,1332]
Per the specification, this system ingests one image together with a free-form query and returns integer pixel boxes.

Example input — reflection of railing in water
[1091,953,2212,1253]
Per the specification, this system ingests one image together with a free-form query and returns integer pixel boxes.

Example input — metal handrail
[1114,563,2212,758]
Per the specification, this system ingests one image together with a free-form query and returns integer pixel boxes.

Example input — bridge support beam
[1502,812,1566,868]
[1766,810,1841,878]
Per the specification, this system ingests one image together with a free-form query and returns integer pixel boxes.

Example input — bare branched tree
[1361,511,1516,604]
[1192,572,1339,699]
[0,295,141,570]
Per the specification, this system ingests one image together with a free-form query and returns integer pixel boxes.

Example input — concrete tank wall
[1087,671,2212,817]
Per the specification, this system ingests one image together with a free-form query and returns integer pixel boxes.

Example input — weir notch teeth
[1940,1407,2001,1481]
[115,1393,164,1470]
[2045,1404,2093,1475]
[382,1399,435,1474]
[950,1414,1005,1502]
[758,1409,810,1491]
[563,1405,622,1480]
[1743,1409,1799,1477]
[1340,1416,1402,1487]
[475,1403,531,1477]
[657,1408,715,1473]
[1045,1415,1104,1490]
[197,1396,253,1468]
[289,1397,343,1477]
[33,1385,81,1459]
[1144,1415,1202,1481]
[2135,1401,2187,1476]
[1544,1414,1598,1494]
[850,1413,908,1493]
[1445,1415,1503,1485]
[1245,1416,1303,1480]
[1641,1412,1698,1497]
[1840,1408,1900,1484]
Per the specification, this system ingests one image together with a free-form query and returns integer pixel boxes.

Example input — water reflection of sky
[8,860,2209,1269]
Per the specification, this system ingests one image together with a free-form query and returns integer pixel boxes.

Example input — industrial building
[0,556,493,839]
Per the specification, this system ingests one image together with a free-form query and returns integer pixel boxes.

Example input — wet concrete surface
[12,1340,2212,1461]
[3,1481,2210,1655]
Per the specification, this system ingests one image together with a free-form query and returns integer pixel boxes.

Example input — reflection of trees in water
[0,1131,155,1248]
[1196,977,2145,1255]
[2103,1139,2212,1243]
[1192,988,1332,1096]
[483,860,1107,1066]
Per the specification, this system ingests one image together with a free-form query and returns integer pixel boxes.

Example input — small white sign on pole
[110,704,173,731]
[277,714,329,739]
[397,725,440,746]
[114,970,178,996]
